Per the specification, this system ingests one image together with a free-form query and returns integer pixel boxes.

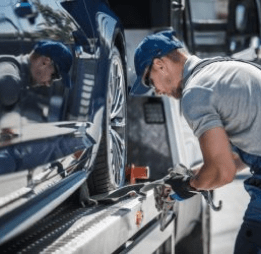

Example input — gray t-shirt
[181,55,261,157]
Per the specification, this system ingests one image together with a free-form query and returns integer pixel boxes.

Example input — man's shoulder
[0,55,22,72]
[0,55,25,107]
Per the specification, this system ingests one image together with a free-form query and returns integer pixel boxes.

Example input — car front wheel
[88,46,127,194]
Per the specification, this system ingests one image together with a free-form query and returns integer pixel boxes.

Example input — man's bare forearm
[189,153,245,191]
[189,164,232,190]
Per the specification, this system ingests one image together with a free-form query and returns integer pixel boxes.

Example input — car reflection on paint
[0,0,127,244]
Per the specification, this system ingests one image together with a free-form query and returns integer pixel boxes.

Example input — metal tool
[201,190,222,211]
[176,164,223,211]
[92,163,222,231]
[153,184,176,231]
[140,163,222,214]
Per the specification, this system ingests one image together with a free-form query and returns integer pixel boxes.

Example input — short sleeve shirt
[181,55,261,157]
[0,55,30,107]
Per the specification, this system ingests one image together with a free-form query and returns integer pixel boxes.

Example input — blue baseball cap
[33,40,73,88]
[130,30,183,96]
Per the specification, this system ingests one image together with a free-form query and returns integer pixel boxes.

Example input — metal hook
[201,191,222,211]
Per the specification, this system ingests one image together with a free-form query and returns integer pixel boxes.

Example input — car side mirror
[14,1,35,18]
[14,1,38,24]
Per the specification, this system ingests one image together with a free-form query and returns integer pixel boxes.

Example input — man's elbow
[222,172,234,185]
[191,163,237,190]
[218,165,236,186]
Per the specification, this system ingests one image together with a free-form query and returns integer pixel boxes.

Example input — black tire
[88,47,127,195]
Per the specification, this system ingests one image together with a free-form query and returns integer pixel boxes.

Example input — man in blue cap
[30,40,72,88]
[0,40,72,108]
[131,30,261,253]
[0,40,73,173]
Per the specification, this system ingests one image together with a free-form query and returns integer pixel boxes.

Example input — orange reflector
[125,164,150,184]
[135,210,143,227]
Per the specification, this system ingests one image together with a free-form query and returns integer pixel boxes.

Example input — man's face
[143,56,183,99]
[30,56,57,87]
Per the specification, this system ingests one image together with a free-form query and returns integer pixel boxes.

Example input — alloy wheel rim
[108,55,126,186]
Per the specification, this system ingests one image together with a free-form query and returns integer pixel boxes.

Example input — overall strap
[0,55,22,71]
[183,57,261,87]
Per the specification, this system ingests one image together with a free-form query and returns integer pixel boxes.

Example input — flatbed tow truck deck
[0,96,207,254]
[0,189,175,254]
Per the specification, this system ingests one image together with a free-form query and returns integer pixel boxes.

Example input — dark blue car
[0,0,127,244]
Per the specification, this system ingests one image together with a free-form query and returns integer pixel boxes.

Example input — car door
[0,0,97,214]
[0,0,26,199]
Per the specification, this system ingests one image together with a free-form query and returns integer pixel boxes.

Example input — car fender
[88,8,126,123]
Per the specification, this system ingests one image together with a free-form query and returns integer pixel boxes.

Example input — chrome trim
[0,170,87,245]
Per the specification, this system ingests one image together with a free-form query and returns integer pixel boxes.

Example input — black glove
[165,174,197,201]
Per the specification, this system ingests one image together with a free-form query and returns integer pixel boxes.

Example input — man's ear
[153,58,166,73]
[41,56,52,66]
[154,58,162,67]
[154,58,164,70]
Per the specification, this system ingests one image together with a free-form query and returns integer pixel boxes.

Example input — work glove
[165,174,198,201]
